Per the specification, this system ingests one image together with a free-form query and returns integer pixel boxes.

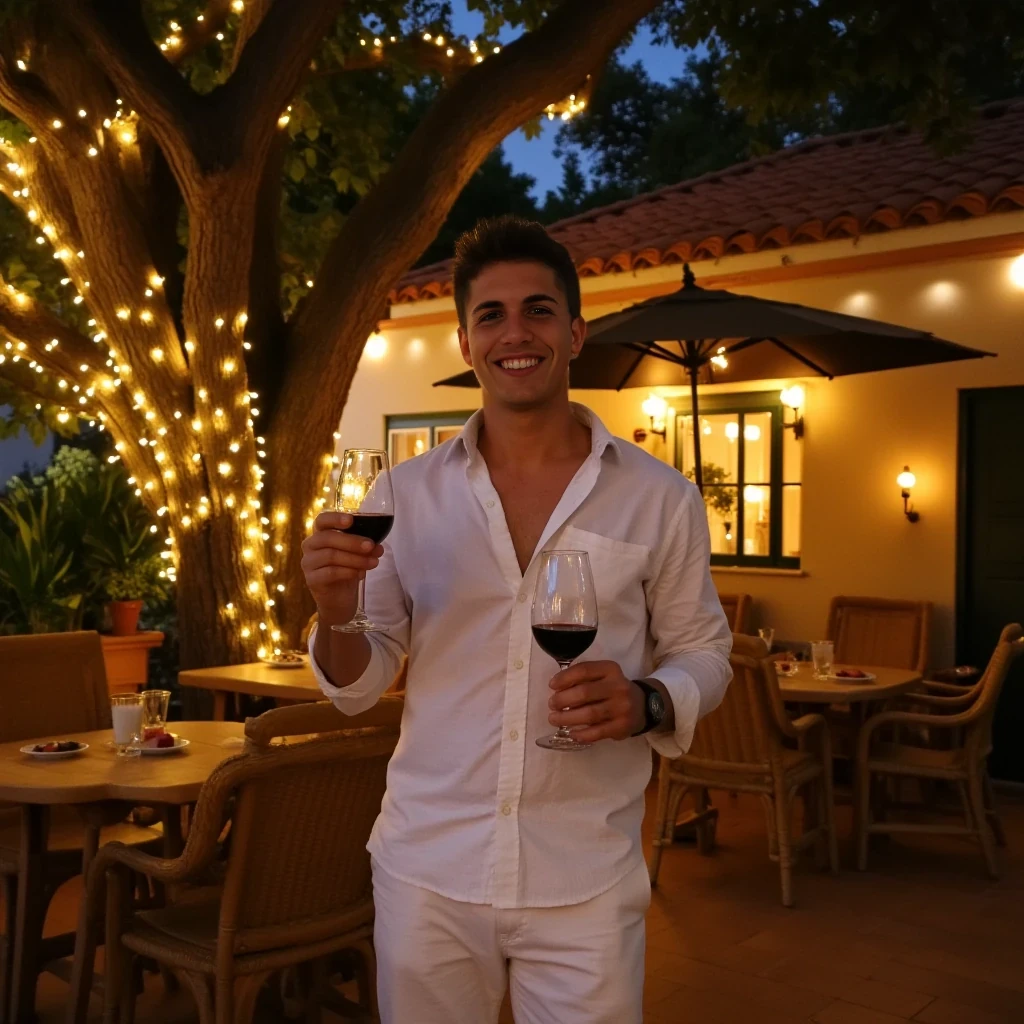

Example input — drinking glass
[142,689,171,734]
[757,627,775,652]
[811,641,835,679]
[110,694,143,757]
[331,449,395,634]
[533,551,599,752]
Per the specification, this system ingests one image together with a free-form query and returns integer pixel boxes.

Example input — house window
[676,392,801,569]
[386,412,474,467]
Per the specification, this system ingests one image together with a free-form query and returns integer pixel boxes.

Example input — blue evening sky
[451,8,689,199]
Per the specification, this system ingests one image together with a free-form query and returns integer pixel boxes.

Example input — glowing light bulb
[218,462,232,476]
[725,422,740,442]
[1010,253,1024,290]
[150,347,163,361]
[780,385,805,410]
[897,467,916,490]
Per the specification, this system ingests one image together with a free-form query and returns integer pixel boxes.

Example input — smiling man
[301,216,732,1023]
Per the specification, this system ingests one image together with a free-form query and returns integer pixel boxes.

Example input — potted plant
[105,555,170,636]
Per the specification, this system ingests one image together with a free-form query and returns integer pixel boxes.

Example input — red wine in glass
[532,624,597,663]
[343,513,394,546]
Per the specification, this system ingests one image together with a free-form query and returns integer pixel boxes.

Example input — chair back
[826,596,931,673]
[718,593,753,634]
[0,631,111,743]
[962,625,1024,761]
[184,699,401,957]
[683,634,784,773]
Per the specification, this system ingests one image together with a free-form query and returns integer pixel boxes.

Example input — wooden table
[179,658,406,720]
[179,661,323,720]
[776,662,922,703]
[0,721,243,1023]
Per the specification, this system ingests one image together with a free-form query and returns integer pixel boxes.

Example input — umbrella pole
[689,363,703,494]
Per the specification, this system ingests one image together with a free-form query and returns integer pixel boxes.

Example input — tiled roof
[392,98,1024,304]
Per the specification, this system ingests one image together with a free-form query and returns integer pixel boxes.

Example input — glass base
[536,732,591,752]
[331,619,389,634]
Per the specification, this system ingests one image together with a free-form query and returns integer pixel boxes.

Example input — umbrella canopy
[434,265,992,489]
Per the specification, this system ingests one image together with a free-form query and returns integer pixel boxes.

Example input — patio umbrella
[434,265,992,490]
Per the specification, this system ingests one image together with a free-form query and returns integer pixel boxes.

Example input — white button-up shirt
[310,405,732,909]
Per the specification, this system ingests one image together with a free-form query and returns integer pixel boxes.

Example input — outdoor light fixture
[635,394,668,442]
[898,466,920,523]
[1010,253,1024,290]
[780,385,805,439]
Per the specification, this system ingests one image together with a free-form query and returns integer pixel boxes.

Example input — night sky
[450,7,688,198]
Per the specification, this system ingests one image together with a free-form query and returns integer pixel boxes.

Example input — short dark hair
[452,215,581,326]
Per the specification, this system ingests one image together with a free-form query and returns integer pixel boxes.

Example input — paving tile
[812,1000,917,1024]
[912,997,1018,1024]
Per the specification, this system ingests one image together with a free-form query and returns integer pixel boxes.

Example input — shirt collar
[443,403,621,465]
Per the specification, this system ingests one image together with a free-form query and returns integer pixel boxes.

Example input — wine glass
[331,449,394,634]
[758,627,775,653]
[532,550,598,752]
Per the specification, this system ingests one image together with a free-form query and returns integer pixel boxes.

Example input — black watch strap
[632,679,666,736]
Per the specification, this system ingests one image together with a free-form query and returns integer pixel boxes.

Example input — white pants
[371,859,649,1024]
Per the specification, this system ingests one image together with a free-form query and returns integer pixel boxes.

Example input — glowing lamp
[898,466,920,523]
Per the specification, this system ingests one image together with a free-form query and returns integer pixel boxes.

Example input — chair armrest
[922,679,975,695]
[892,690,975,711]
[928,666,980,686]
[857,708,972,762]
[789,713,827,735]
[88,841,189,886]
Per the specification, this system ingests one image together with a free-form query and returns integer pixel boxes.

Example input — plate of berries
[140,729,190,755]
[828,668,876,683]
[21,740,88,759]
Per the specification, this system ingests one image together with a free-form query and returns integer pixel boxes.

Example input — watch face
[648,691,666,723]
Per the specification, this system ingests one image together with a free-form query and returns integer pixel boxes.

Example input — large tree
[0,0,657,668]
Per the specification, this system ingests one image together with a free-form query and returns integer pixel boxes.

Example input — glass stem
[352,574,369,624]
[555,659,574,738]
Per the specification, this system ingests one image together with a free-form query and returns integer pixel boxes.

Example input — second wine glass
[532,550,599,752]
[331,448,394,634]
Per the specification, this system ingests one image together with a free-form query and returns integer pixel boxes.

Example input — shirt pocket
[557,526,651,666]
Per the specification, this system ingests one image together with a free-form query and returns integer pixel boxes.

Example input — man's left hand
[548,661,645,744]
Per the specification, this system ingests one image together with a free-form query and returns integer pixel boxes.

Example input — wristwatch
[632,679,667,736]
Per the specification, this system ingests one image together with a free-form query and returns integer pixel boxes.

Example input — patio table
[0,720,243,1023]
[179,657,406,720]
[776,662,922,703]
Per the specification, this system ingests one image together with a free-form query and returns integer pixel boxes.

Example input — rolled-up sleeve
[308,537,410,715]
[643,485,733,758]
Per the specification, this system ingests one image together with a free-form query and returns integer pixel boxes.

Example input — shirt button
[486,500,495,508]
[510,729,519,740]
[514,658,524,670]
[517,592,527,603]
[501,804,511,816]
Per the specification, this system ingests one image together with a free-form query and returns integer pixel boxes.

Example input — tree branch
[0,55,81,145]
[291,0,657,357]
[65,0,205,185]
[169,0,233,66]
[212,0,345,165]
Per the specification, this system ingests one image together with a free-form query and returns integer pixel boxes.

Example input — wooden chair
[649,635,839,907]
[0,632,162,1024]
[856,624,1024,879]
[826,596,932,673]
[77,698,403,1024]
[717,593,752,634]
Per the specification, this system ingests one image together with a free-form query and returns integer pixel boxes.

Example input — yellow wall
[338,215,1024,666]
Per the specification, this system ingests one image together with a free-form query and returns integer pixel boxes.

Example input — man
[301,216,732,1023]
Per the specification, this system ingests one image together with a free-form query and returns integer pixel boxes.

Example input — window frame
[674,391,801,570]
[385,411,475,465]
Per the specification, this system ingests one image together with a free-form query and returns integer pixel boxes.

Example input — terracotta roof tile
[393,99,1024,302]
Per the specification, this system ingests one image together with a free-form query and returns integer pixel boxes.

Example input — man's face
[458,261,585,411]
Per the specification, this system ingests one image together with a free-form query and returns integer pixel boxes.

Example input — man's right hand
[301,511,384,625]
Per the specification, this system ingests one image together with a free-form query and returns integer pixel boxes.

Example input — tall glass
[110,694,143,757]
[142,689,171,734]
[811,641,835,679]
[331,448,395,634]
[532,551,599,752]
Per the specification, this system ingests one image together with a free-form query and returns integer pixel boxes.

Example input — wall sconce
[635,394,668,443]
[898,466,920,523]
[780,385,805,439]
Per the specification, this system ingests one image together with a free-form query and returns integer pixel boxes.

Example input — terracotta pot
[109,600,144,636]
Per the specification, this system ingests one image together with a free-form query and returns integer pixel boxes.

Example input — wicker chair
[856,624,1024,879]
[717,593,752,634]
[826,596,932,673]
[0,632,162,1024]
[76,698,402,1024]
[649,635,839,907]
